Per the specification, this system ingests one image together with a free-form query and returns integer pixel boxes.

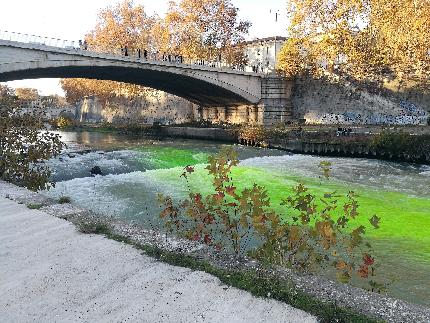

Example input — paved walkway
[0,197,316,323]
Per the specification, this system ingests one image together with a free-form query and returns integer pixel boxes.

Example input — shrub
[58,196,71,204]
[27,203,43,210]
[371,130,430,158]
[56,116,75,129]
[238,125,269,146]
[158,147,383,289]
[0,88,64,191]
[76,220,111,235]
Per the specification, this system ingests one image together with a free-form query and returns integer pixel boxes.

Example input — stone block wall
[261,77,294,125]
[196,77,294,126]
[77,91,197,125]
[198,105,263,125]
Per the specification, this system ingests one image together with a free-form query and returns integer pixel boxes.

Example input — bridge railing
[0,30,79,49]
[0,30,265,74]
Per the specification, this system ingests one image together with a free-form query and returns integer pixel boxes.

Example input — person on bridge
[83,40,88,50]
[137,48,141,59]
[144,49,148,60]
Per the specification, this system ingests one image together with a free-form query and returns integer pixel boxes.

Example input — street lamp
[271,9,280,74]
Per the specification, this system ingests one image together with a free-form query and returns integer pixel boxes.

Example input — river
[44,130,430,307]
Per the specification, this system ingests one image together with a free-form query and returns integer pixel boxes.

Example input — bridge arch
[0,41,263,107]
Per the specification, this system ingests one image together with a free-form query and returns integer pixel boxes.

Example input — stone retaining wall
[159,126,238,142]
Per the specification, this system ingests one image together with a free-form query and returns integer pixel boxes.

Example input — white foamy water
[45,169,190,226]
[241,154,430,198]
[47,150,150,182]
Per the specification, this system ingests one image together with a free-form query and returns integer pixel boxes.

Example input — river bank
[66,124,430,164]
[1,180,429,322]
[36,130,430,308]
[0,188,316,323]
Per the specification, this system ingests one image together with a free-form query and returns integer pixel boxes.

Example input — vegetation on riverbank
[158,148,384,290]
[370,130,430,159]
[152,161,430,264]
[61,122,155,135]
[0,85,64,191]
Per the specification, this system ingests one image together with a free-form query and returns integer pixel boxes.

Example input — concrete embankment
[267,138,430,164]
[159,126,238,142]
[0,196,316,323]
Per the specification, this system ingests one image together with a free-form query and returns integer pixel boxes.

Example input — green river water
[45,131,430,307]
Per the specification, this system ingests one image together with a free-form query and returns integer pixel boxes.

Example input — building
[242,36,287,74]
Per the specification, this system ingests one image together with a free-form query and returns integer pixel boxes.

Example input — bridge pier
[196,77,294,125]
[261,77,294,125]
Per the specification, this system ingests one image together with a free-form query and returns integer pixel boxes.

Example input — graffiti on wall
[305,100,429,125]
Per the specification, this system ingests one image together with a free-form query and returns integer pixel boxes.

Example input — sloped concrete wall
[293,76,429,125]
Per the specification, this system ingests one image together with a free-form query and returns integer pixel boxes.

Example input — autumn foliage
[158,148,383,289]
[278,0,430,89]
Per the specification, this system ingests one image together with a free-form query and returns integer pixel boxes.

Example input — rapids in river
[44,130,430,307]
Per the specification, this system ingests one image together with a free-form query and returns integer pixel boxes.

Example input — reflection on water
[44,130,430,307]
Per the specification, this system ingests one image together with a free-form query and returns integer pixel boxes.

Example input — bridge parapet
[0,30,258,76]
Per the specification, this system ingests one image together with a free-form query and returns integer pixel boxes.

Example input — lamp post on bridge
[270,8,283,74]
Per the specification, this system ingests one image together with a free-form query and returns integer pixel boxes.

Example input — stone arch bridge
[0,31,293,124]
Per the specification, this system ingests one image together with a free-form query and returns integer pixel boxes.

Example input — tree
[85,0,156,54]
[277,38,309,77]
[61,0,159,103]
[0,87,64,191]
[164,0,251,63]
[15,87,39,101]
[278,0,430,88]
[61,0,252,103]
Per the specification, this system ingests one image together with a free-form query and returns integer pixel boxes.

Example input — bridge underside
[0,65,253,107]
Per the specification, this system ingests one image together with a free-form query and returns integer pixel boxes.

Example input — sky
[1,0,289,96]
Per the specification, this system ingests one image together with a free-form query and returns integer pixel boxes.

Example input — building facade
[242,36,287,74]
